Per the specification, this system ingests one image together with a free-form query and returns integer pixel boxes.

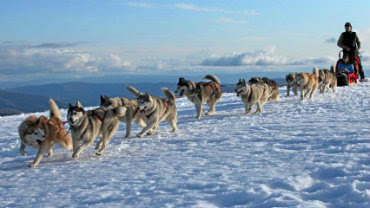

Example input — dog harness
[144,101,168,119]
[248,89,253,102]
[90,108,107,122]
[194,82,221,90]
[247,87,266,102]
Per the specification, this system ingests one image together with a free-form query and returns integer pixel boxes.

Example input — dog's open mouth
[236,90,243,97]
[139,107,147,114]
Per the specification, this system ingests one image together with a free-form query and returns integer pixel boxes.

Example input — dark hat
[344,22,352,27]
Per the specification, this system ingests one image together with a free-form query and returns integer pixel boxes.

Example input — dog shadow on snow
[0,149,103,171]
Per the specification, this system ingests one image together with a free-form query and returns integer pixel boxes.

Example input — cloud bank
[200,47,337,67]
[0,43,132,76]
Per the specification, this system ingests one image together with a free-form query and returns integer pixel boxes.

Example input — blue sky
[1,0,369,86]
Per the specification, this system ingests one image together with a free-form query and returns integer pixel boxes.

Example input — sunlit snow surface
[0,83,369,208]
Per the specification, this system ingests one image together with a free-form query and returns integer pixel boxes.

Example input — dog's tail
[330,65,336,73]
[126,85,142,97]
[113,106,127,117]
[58,134,73,151]
[162,88,176,105]
[313,67,319,78]
[203,74,220,84]
[49,99,62,120]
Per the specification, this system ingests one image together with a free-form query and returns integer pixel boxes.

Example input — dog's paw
[124,134,130,138]
[29,163,37,168]
[96,152,102,156]
[47,151,53,158]
[136,133,144,138]
[72,153,79,158]
[20,150,27,156]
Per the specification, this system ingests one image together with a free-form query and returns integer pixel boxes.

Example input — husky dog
[100,95,146,138]
[248,77,280,101]
[67,101,126,158]
[295,68,319,100]
[286,73,298,96]
[235,79,271,114]
[18,99,72,167]
[127,86,177,137]
[317,66,337,93]
[175,75,223,119]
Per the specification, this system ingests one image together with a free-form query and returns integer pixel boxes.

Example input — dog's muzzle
[138,106,147,114]
[235,89,243,97]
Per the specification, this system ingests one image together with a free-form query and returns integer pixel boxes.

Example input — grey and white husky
[127,86,177,137]
[100,95,146,138]
[235,79,271,114]
[286,73,298,96]
[67,101,126,157]
[175,74,223,119]
[317,66,337,93]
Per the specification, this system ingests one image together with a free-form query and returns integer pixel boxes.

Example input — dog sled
[335,50,360,86]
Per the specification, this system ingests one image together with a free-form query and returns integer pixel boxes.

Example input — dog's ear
[100,95,104,103]
[76,101,83,108]
[179,77,185,82]
[242,79,246,84]
[69,103,73,109]
[145,92,150,98]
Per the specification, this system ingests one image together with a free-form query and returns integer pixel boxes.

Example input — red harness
[90,108,107,122]
[211,83,220,91]
[145,101,168,119]
[195,82,221,91]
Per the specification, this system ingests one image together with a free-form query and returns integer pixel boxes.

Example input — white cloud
[125,2,259,16]
[200,47,337,67]
[218,17,247,24]
[0,43,132,75]
[125,2,156,9]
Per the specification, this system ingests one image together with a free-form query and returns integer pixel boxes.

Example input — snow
[0,82,369,208]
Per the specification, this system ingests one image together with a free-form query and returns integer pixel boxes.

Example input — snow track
[0,83,369,207]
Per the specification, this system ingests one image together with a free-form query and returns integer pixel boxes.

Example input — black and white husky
[175,74,223,119]
[67,101,126,157]
[127,86,177,137]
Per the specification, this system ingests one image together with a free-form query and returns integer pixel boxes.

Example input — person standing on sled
[337,22,365,80]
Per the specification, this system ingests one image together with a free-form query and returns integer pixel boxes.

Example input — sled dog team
[19,68,338,167]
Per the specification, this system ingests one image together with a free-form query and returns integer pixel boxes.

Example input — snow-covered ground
[0,82,369,208]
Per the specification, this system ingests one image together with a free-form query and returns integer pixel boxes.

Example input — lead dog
[235,79,271,114]
[295,68,319,100]
[248,77,280,101]
[18,99,72,167]
[67,101,126,157]
[127,86,177,137]
[100,95,146,138]
[317,66,337,93]
[286,73,298,96]
[175,75,223,119]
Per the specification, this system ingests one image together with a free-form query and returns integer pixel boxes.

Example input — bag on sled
[336,73,349,86]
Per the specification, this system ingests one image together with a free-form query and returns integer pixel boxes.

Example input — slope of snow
[0,82,369,208]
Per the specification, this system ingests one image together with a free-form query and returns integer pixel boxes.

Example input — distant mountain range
[1,78,285,116]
